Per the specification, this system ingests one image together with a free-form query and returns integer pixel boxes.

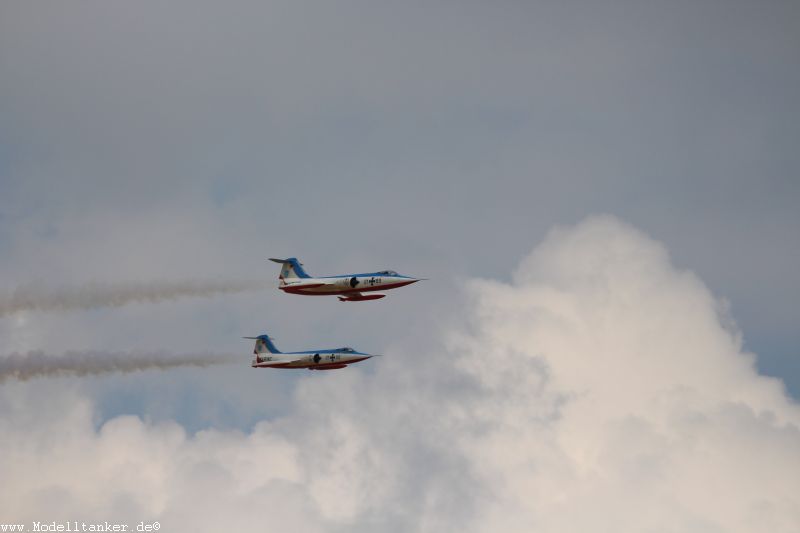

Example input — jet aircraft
[268,257,422,301]
[245,334,378,370]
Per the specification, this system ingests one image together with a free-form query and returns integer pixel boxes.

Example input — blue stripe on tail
[257,335,281,353]
[284,258,310,278]
[269,257,311,279]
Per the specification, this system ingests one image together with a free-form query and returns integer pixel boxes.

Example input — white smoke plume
[0,280,269,316]
[1,217,798,532]
[0,350,237,383]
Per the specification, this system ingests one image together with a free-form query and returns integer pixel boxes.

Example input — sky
[1,1,799,531]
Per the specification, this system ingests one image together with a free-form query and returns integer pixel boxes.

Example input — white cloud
[1,216,798,532]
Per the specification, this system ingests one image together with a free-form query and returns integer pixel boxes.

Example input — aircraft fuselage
[280,274,418,298]
[251,349,372,370]
[269,258,422,302]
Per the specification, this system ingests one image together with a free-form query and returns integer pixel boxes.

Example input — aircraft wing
[338,292,386,301]
[282,282,327,289]
[286,356,312,366]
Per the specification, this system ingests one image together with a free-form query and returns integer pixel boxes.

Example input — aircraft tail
[243,335,281,354]
[269,257,310,281]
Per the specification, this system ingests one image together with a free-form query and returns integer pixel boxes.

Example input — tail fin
[243,335,281,354]
[269,257,310,280]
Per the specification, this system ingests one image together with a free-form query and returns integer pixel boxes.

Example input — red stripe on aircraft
[253,356,370,370]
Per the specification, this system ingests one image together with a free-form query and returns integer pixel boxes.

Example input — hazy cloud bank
[1,217,798,532]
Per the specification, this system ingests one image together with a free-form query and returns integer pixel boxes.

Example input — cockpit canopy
[340,347,355,353]
[377,270,398,276]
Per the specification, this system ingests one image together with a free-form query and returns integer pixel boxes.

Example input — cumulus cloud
[0,280,269,317]
[0,350,237,383]
[1,217,798,532]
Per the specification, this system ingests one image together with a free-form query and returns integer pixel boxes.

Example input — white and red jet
[245,334,379,370]
[269,257,422,301]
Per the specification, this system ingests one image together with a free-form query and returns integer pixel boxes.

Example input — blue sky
[1,2,799,531]
[2,0,797,400]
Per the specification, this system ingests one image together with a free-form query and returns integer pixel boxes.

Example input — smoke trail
[0,350,238,383]
[0,280,270,317]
